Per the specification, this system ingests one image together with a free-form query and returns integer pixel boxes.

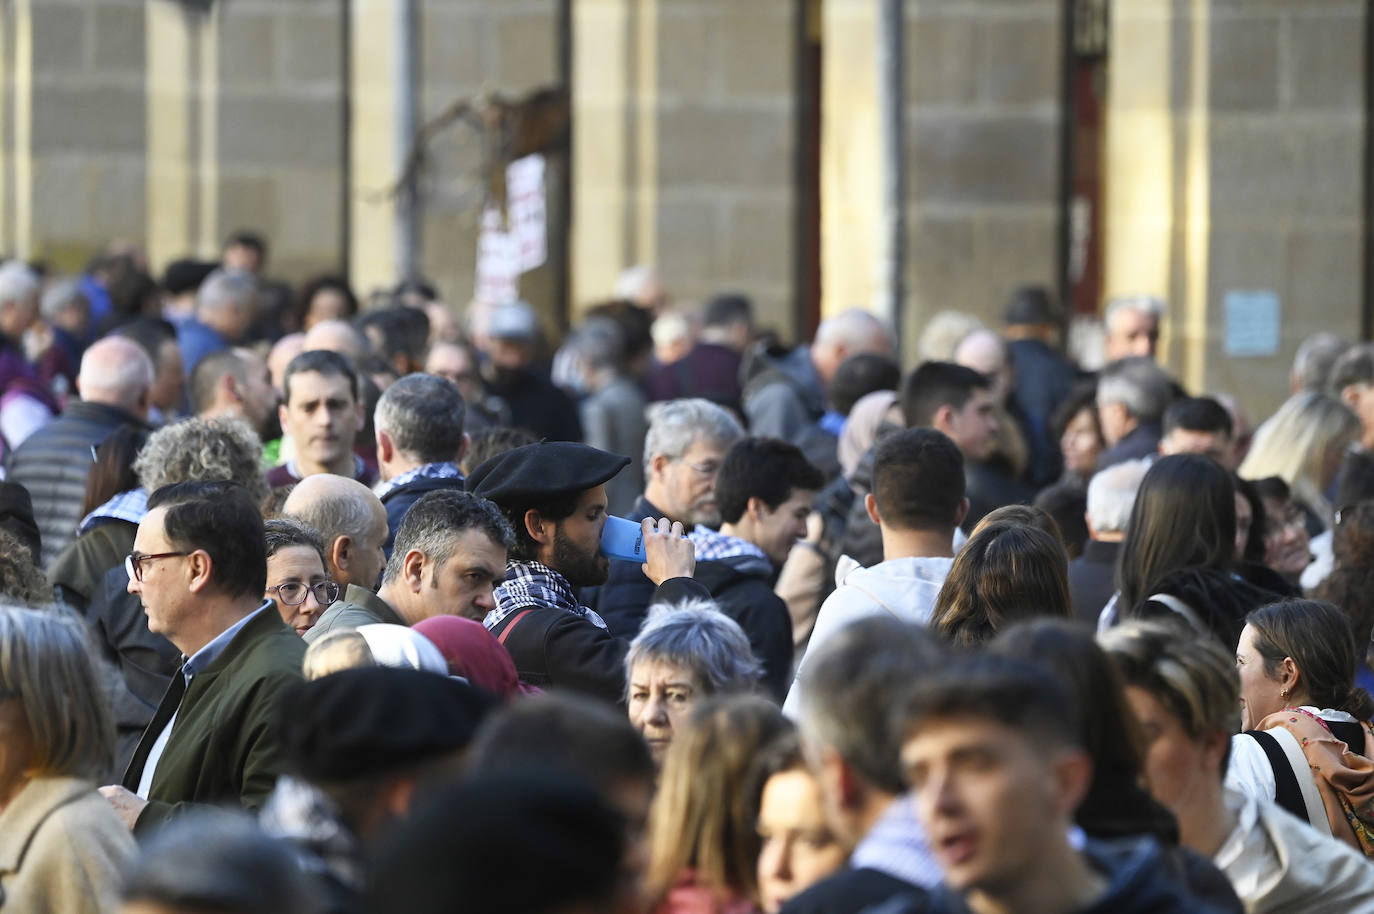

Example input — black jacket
[963,460,1034,533]
[693,557,793,701]
[914,837,1240,914]
[86,562,181,771]
[1008,338,1080,486]
[1132,566,1284,650]
[485,370,582,443]
[1069,539,1120,626]
[779,866,920,914]
[378,471,466,560]
[6,401,148,565]
[582,495,662,638]
[490,576,711,704]
[1097,423,1162,472]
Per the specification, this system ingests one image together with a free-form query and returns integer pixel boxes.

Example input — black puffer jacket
[6,401,147,566]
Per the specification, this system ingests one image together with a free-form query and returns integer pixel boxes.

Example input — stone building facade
[0,0,1364,418]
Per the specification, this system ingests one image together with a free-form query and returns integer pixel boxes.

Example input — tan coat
[0,776,135,913]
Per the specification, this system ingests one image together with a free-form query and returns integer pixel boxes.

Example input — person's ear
[278,401,290,433]
[354,401,366,434]
[455,432,470,464]
[1052,747,1095,819]
[1340,384,1361,411]
[953,497,970,529]
[650,453,672,481]
[402,549,426,593]
[331,535,353,576]
[865,493,881,525]
[525,509,554,547]
[1201,728,1229,777]
[185,549,213,594]
[1280,656,1301,696]
[932,404,955,435]
[376,429,395,464]
[746,496,769,524]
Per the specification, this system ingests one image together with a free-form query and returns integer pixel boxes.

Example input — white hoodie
[782,555,954,717]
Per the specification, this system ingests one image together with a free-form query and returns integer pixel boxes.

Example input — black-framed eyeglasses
[126,551,189,583]
[266,581,340,607]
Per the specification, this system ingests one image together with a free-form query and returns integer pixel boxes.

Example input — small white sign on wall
[1223,290,1281,357]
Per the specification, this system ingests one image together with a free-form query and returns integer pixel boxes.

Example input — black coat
[581,495,661,638]
[6,401,148,565]
[485,370,582,443]
[1069,539,1120,626]
[779,867,920,914]
[692,558,793,702]
[379,472,466,560]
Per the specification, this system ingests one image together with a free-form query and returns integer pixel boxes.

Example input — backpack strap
[1245,727,1332,836]
[1146,593,1208,636]
[496,609,535,646]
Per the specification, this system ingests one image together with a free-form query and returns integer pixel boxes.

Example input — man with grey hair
[374,373,469,559]
[1294,331,1349,394]
[1102,294,1164,362]
[785,616,947,913]
[570,317,648,515]
[1095,356,1174,470]
[0,260,40,344]
[742,308,894,478]
[282,475,389,605]
[8,336,154,565]
[177,268,258,379]
[1070,458,1149,625]
[189,346,281,441]
[586,397,744,638]
[308,489,513,643]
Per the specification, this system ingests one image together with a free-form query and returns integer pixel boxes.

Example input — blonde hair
[303,630,372,680]
[644,695,787,907]
[1240,391,1358,525]
[0,606,114,780]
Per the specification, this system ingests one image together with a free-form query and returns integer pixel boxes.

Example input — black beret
[277,667,493,782]
[466,441,631,506]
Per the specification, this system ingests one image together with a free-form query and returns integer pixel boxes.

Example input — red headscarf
[411,616,537,700]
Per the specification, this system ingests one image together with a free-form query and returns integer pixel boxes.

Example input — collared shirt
[849,795,942,889]
[136,601,273,798]
[688,525,771,565]
[373,461,463,500]
[78,487,148,535]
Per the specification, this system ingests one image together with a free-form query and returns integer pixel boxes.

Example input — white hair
[614,264,658,301]
[0,260,39,307]
[196,268,257,315]
[1086,458,1151,534]
[651,310,694,349]
[814,308,893,351]
[1104,295,1166,329]
[77,336,154,410]
[39,278,87,322]
[642,398,744,474]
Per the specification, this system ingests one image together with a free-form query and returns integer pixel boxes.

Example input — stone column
[1104,0,1365,417]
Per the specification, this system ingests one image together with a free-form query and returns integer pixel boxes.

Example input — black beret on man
[277,667,494,783]
[466,441,631,506]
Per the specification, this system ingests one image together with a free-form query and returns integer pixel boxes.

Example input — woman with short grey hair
[625,598,762,766]
[0,605,135,912]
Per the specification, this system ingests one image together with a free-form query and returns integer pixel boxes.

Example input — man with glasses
[306,489,514,641]
[584,398,743,638]
[100,481,306,835]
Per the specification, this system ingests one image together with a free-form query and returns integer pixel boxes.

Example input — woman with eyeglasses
[263,518,339,637]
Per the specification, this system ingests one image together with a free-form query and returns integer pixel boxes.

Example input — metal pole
[877,0,906,361]
[394,0,420,283]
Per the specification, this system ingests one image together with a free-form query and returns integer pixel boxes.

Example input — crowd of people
[1,236,1374,914]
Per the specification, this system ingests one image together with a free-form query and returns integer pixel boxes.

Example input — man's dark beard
[552,525,609,587]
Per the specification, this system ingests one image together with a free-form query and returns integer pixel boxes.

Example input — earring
[1280,688,1290,700]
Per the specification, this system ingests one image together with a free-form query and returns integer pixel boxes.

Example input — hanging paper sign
[506,153,547,272]
[475,205,520,305]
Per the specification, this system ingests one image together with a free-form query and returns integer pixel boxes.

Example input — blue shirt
[176,317,229,380]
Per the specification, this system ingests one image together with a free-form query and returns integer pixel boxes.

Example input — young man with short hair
[784,429,965,714]
[691,436,823,701]
[895,655,1228,914]
[1158,396,1234,467]
[268,349,371,488]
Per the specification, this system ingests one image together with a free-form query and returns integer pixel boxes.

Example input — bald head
[282,474,389,590]
[812,308,895,385]
[268,332,306,391]
[954,329,1011,401]
[302,320,369,363]
[77,336,154,416]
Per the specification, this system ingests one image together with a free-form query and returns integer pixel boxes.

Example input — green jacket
[303,584,406,644]
[121,604,306,835]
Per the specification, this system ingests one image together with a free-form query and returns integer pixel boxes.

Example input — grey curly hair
[134,416,269,505]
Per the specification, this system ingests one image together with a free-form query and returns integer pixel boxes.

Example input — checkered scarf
[78,487,147,535]
[373,461,463,500]
[485,560,609,631]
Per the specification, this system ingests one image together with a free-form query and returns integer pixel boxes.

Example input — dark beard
[552,525,609,587]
